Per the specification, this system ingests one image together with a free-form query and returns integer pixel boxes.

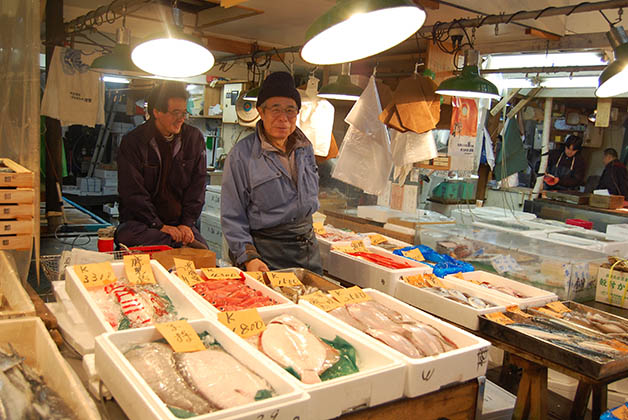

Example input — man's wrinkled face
[257,97,298,143]
[154,97,187,137]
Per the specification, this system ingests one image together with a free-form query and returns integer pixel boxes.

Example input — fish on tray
[192,278,276,311]
[427,287,498,310]
[561,310,628,340]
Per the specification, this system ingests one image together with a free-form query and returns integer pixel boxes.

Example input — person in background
[544,134,586,190]
[597,147,628,198]
[221,72,322,274]
[115,81,208,249]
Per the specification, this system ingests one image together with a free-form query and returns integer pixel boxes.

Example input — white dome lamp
[596,26,628,98]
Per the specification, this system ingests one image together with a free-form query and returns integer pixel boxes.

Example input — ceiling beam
[476,32,610,54]
[205,35,286,62]
[196,3,262,29]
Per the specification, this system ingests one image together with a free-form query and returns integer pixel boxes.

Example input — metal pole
[533,97,554,198]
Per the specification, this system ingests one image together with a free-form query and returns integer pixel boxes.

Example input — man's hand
[245,258,269,272]
[160,225,183,242]
[177,225,194,245]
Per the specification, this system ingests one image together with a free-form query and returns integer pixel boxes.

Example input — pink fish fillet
[176,349,271,409]
[260,315,339,384]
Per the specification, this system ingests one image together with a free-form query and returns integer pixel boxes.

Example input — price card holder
[123,254,156,285]
[201,267,241,280]
[267,272,304,288]
[329,286,371,305]
[401,248,424,261]
[368,234,388,245]
[301,291,342,312]
[546,301,571,314]
[246,271,266,283]
[485,312,515,326]
[218,308,266,338]
[313,222,326,235]
[506,305,531,318]
[74,262,117,289]
[155,320,206,353]
[173,258,204,287]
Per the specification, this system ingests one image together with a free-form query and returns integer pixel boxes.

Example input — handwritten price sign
[246,271,266,283]
[546,301,571,314]
[123,254,156,285]
[155,320,205,352]
[300,291,342,312]
[201,267,241,280]
[368,234,388,245]
[74,262,117,289]
[401,248,424,261]
[267,272,303,288]
[506,305,531,318]
[173,258,204,287]
[485,312,515,326]
[329,286,371,305]
[218,308,266,338]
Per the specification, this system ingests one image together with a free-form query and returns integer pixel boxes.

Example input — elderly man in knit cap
[221,72,322,273]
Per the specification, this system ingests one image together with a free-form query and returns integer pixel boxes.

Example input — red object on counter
[565,218,593,229]
[192,273,277,311]
[349,252,414,269]
[98,238,114,252]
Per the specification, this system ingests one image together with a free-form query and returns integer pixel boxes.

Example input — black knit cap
[257,71,301,110]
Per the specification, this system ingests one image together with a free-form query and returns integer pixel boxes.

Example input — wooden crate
[0,204,34,219]
[589,193,625,209]
[0,188,34,204]
[0,219,33,235]
[0,235,31,250]
[0,158,34,188]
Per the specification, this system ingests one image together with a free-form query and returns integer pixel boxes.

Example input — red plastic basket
[565,218,593,230]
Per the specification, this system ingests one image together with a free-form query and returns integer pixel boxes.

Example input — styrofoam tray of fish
[327,246,431,295]
[244,304,406,420]
[394,276,513,330]
[65,260,208,339]
[300,289,491,398]
[362,232,412,253]
[0,251,36,319]
[168,268,293,316]
[445,271,558,309]
[0,316,100,420]
[95,319,310,420]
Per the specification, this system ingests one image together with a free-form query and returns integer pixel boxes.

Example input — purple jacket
[117,119,206,229]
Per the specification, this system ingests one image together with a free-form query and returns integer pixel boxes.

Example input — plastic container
[0,251,35,319]
[480,379,517,420]
[566,218,593,230]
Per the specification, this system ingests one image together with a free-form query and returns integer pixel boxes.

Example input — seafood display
[267,269,340,303]
[403,274,498,310]
[125,334,274,417]
[316,226,364,242]
[191,275,276,311]
[90,278,179,330]
[0,344,77,420]
[247,314,359,384]
[394,245,474,277]
[343,251,415,269]
[451,273,529,299]
[329,300,458,358]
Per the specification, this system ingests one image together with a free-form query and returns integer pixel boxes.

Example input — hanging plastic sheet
[447,98,479,172]
[494,118,527,181]
[390,129,438,185]
[297,89,334,157]
[332,76,392,195]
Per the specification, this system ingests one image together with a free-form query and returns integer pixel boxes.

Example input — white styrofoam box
[451,207,536,226]
[357,205,412,223]
[327,245,431,294]
[362,232,412,253]
[48,281,95,355]
[316,226,364,272]
[301,289,491,398]
[201,210,222,242]
[607,223,628,241]
[250,305,406,420]
[445,271,558,309]
[527,229,628,258]
[204,185,221,213]
[471,220,568,237]
[95,319,310,420]
[65,260,207,341]
[393,276,512,330]
[481,380,516,420]
[167,268,293,316]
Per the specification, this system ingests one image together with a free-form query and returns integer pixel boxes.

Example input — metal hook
[372,61,379,77]
[414,62,420,75]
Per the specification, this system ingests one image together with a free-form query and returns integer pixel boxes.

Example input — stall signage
[425,274,444,288]
[329,286,371,305]
[246,271,266,283]
[485,312,515,326]
[173,258,204,287]
[218,308,266,338]
[368,234,388,245]
[123,254,156,285]
[155,320,205,353]
[267,272,303,288]
[535,307,563,318]
[301,291,342,312]
[545,301,571,314]
[74,262,117,289]
[402,248,425,261]
[201,267,241,280]
[506,305,531,318]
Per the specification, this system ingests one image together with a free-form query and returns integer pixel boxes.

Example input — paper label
[217,308,266,338]
[546,301,571,314]
[123,254,156,285]
[313,222,326,235]
[155,320,205,353]
[329,286,371,305]
[402,248,425,261]
[267,272,303,288]
[74,262,117,289]
[201,267,241,280]
[612,405,628,420]
[246,271,265,283]
[173,258,204,287]
[485,312,515,325]
[535,307,563,318]
[453,272,465,280]
[368,234,388,245]
[490,255,523,275]
[404,274,428,287]
[350,240,368,252]
[506,305,531,318]
[425,274,444,288]
[301,291,342,312]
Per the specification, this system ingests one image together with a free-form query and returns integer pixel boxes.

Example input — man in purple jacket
[115,82,207,248]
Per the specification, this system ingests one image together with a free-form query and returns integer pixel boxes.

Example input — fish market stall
[525,197,628,232]
[262,268,343,303]
[315,225,366,271]
[527,228,628,257]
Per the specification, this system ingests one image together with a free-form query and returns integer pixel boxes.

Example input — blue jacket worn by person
[116,118,207,247]
[221,121,320,270]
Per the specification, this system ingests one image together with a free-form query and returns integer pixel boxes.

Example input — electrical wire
[54,224,92,247]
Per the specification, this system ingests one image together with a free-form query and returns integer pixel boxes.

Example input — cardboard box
[595,267,628,308]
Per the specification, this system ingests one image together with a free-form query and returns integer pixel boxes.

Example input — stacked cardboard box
[0,159,34,251]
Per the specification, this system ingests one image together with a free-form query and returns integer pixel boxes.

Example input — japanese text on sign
[75,262,117,289]
[267,272,303,288]
[155,320,206,352]
[246,271,265,283]
[174,258,204,287]
[368,234,388,245]
[217,308,266,338]
[546,301,571,314]
[329,286,371,305]
[485,312,515,326]
[506,305,531,318]
[401,248,424,261]
[301,291,342,312]
[123,254,156,285]
[201,267,241,280]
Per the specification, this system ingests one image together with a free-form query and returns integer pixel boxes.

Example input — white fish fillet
[329,306,368,331]
[367,328,422,358]
[176,349,271,409]
[346,303,399,331]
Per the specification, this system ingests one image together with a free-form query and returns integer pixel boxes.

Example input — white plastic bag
[390,129,438,184]
[297,89,334,157]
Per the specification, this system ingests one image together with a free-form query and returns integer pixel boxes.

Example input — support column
[532,97,553,198]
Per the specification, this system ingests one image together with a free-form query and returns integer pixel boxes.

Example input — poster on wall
[447,98,479,172]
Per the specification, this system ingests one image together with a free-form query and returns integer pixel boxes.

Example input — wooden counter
[525,198,628,231]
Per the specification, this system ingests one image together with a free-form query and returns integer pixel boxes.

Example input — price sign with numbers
[401,248,424,261]
[535,307,563,318]
[485,312,515,325]
[201,267,241,280]
[155,320,206,353]
[425,274,444,288]
[546,301,571,314]
[301,291,342,312]
[506,305,531,318]
[123,254,156,285]
[246,271,266,283]
[332,245,356,254]
[217,308,266,338]
[313,222,326,235]
[368,234,388,245]
[329,286,371,305]
[173,258,204,287]
[350,240,368,252]
[74,262,117,289]
[267,272,303,288]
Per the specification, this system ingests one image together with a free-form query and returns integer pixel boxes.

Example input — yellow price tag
[506,305,531,318]
[332,245,356,254]
[267,272,303,288]
[155,320,206,353]
[485,312,515,326]
[401,248,424,261]
[123,254,156,285]
[218,308,266,338]
[368,234,388,245]
[201,267,241,280]
[424,274,444,288]
[351,240,368,252]
[612,405,628,420]
[301,291,342,312]
[329,286,371,305]
[404,274,428,287]
[313,222,326,235]
[535,307,563,318]
[246,271,266,283]
[74,262,117,289]
[546,301,571,314]
[173,258,204,287]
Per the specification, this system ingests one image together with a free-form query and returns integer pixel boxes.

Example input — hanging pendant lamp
[131,6,214,78]
[596,26,628,98]
[436,50,500,100]
[317,63,363,101]
[301,0,426,65]
[91,26,146,76]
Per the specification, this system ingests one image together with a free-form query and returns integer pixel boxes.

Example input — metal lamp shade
[317,74,363,101]
[596,43,628,98]
[436,65,500,100]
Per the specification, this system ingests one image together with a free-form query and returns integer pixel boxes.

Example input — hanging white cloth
[41,46,105,127]
[297,88,334,157]
[390,129,438,185]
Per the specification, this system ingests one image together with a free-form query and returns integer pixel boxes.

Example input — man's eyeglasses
[264,105,299,118]
[166,110,189,120]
